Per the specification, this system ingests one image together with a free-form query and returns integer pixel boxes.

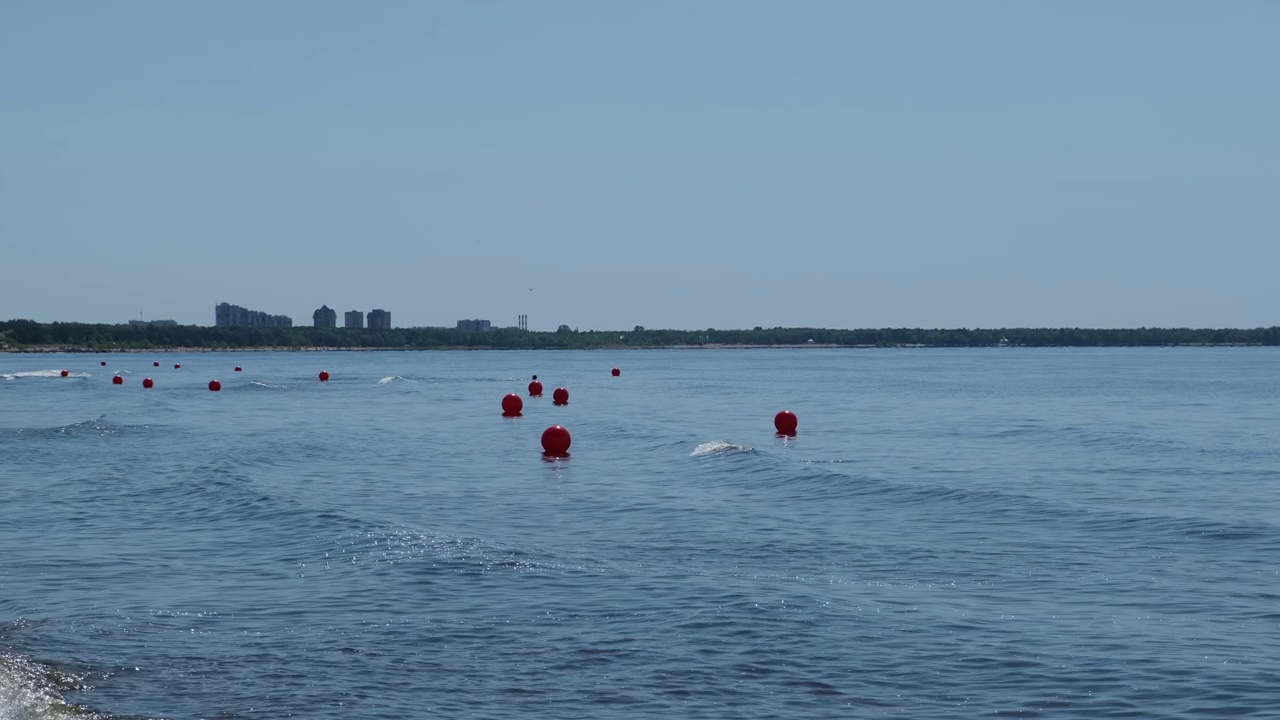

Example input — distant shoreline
[3,320,1277,351]
[2,342,1269,354]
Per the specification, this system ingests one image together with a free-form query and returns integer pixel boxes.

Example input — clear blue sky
[2,1,1276,330]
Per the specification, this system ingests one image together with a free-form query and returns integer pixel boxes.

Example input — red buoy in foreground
[234,366,242,372]
[611,367,620,377]
[318,370,330,382]
[112,375,124,385]
[60,370,69,378]
[208,379,222,392]
[774,410,798,436]
[541,425,572,457]
[153,361,160,367]
[528,380,544,396]
[142,377,154,389]
[552,387,569,406]
[502,393,524,417]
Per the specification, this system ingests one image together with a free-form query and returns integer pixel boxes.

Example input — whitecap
[691,440,754,456]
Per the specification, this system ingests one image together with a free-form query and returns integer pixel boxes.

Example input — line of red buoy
[318,370,330,382]
[552,387,569,406]
[142,377,154,389]
[112,375,123,385]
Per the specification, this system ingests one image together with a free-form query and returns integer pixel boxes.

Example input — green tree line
[3,320,1279,350]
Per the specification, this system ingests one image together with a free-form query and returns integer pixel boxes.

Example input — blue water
[2,348,1279,719]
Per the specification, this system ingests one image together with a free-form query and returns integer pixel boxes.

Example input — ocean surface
[2,348,1279,719]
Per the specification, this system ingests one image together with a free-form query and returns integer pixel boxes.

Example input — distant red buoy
[112,375,123,385]
[528,380,544,396]
[174,363,181,369]
[101,361,107,366]
[541,425,572,456]
[153,361,160,367]
[502,393,524,417]
[60,370,69,377]
[552,387,569,406]
[318,370,330,382]
[611,367,620,377]
[774,410,798,436]
[142,377,154,389]
[234,366,242,372]
[208,379,222,392]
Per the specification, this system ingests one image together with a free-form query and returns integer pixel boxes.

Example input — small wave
[377,376,412,384]
[691,440,755,456]
[248,381,274,388]
[2,416,147,439]
[0,652,106,719]
[1,370,92,381]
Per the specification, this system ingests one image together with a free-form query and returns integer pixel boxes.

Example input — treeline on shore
[3,320,1279,350]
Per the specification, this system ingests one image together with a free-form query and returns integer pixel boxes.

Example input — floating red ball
[552,387,569,406]
[528,380,544,396]
[112,375,123,385]
[60,370,69,377]
[174,363,181,369]
[774,410,798,436]
[153,361,160,367]
[101,361,107,366]
[502,393,524,417]
[234,366,242,372]
[541,425,572,456]
[142,377,154,389]
[208,379,222,392]
[611,367,620,377]
[318,370,330,382]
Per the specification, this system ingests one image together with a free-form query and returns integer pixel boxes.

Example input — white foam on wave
[249,381,273,388]
[2,370,91,381]
[377,376,407,384]
[691,440,753,456]
[0,652,100,719]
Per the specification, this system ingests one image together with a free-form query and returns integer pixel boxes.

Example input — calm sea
[2,348,1279,719]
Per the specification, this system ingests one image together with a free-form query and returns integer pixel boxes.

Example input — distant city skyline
[3,2,1277,330]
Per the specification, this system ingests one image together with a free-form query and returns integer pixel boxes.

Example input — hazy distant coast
[3,320,1278,352]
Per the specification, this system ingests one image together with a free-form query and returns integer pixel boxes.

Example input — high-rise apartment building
[367,309,391,329]
[345,310,364,329]
[312,305,337,328]
[215,303,292,328]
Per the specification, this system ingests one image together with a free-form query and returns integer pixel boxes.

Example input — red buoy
[611,367,621,377]
[153,361,160,367]
[528,380,544,396]
[208,379,222,392]
[774,410,798,436]
[101,361,107,366]
[174,363,181,369]
[318,370,330,382]
[60,370,69,377]
[552,387,569,406]
[112,375,123,385]
[541,425,572,457]
[234,366,242,372]
[142,377,154,389]
[502,393,524,417]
